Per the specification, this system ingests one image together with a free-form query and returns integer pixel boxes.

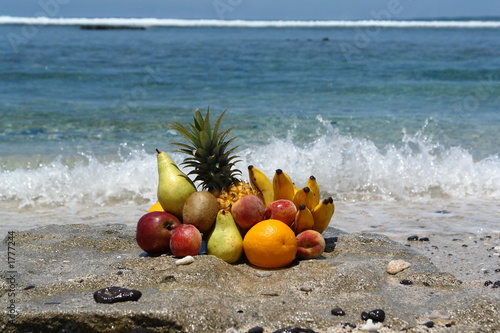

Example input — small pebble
[428,309,451,320]
[23,285,36,290]
[493,281,500,288]
[368,309,385,322]
[93,286,142,304]
[423,321,434,328]
[495,268,500,273]
[331,307,345,316]
[359,319,382,331]
[300,285,313,292]
[435,210,450,214]
[484,280,493,287]
[400,279,413,286]
[419,237,430,242]
[248,327,264,333]
[407,235,419,241]
[386,259,411,275]
[175,255,194,265]
[343,322,356,329]
[255,271,272,278]
[361,311,369,320]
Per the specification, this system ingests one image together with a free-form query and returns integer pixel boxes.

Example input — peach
[264,199,297,226]
[169,224,202,257]
[231,194,265,230]
[296,229,326,259]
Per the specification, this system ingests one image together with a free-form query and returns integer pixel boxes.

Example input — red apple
[169,224,202,257]
[231,194,266,230]
[136,211,182,254]
[296,230,326,259]
[265,199,297,226]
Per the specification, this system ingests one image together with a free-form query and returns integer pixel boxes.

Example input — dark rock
[484,280,493,287]
[368,309,386,322]
[361,311,369,320]
[400,279,413,286]
[248,327,264,333]
[331,307,346,316]
[493,281,500,288]
[23,285,36,290]
[93,286,142,304]
[423,321,434,328]
[435,210,451,214]
[343,322,356,328]
[419,237,430,242]
[407,235,419,241]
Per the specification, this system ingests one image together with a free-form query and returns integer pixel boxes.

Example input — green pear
[206,210,243,264]
[156,149,196,219]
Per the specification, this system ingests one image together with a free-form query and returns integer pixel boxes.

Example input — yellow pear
[156,149,196,219]
[206,210,243,264]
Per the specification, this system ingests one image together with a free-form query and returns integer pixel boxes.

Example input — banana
[292,186,315,210]
[305,175,320,208]
[248,165,274,207]
[312,197,335,233]
[294,204,315,234]
[273,169,295,201]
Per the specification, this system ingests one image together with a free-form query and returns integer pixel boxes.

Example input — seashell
[360,319,382,331]
[175,255,195,265]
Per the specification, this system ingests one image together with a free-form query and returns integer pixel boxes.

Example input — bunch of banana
[248,166,335,234]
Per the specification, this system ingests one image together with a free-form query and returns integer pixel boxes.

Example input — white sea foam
[1,16,500,29]
[1,124,499,208]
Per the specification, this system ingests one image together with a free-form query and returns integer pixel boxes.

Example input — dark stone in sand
[407,235,419,241]
[435,210,451,214]
[93,286,142,304]
[343,322,356,328]
[1,223,498,333]
[400,279,413,286]
[423,321,434,328]
[331,307,346,316]
[368,309,386,322]
[361,311,369,320]
[248,327,264,333]
[419,237,430,242]
[493,281,500,288]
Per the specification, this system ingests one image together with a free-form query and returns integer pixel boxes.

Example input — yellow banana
[248,165,274,207]
[294,204,315,234]
[273,169,295,201]
[305,175,320,208]
[292,186,315,210]
[312,197,335,233]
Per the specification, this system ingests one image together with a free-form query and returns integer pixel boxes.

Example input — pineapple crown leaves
[169,108,242,192]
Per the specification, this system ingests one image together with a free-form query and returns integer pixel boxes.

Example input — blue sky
[2,0,500,20]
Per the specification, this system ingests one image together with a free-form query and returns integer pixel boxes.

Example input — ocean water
[1,18,499,240]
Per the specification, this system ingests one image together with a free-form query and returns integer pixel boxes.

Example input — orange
[243,219,297,268]
[147,202,164,213]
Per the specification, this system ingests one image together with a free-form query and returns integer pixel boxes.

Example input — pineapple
[169,108,258,210]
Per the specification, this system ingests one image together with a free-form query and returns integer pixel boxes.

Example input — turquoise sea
[1,18,499,239]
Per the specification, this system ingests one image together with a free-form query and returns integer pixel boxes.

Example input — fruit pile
[135,109,335,268]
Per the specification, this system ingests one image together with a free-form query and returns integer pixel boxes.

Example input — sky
[2,0,500,21]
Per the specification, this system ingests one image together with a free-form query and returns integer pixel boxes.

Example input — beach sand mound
[1,224,498,332]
